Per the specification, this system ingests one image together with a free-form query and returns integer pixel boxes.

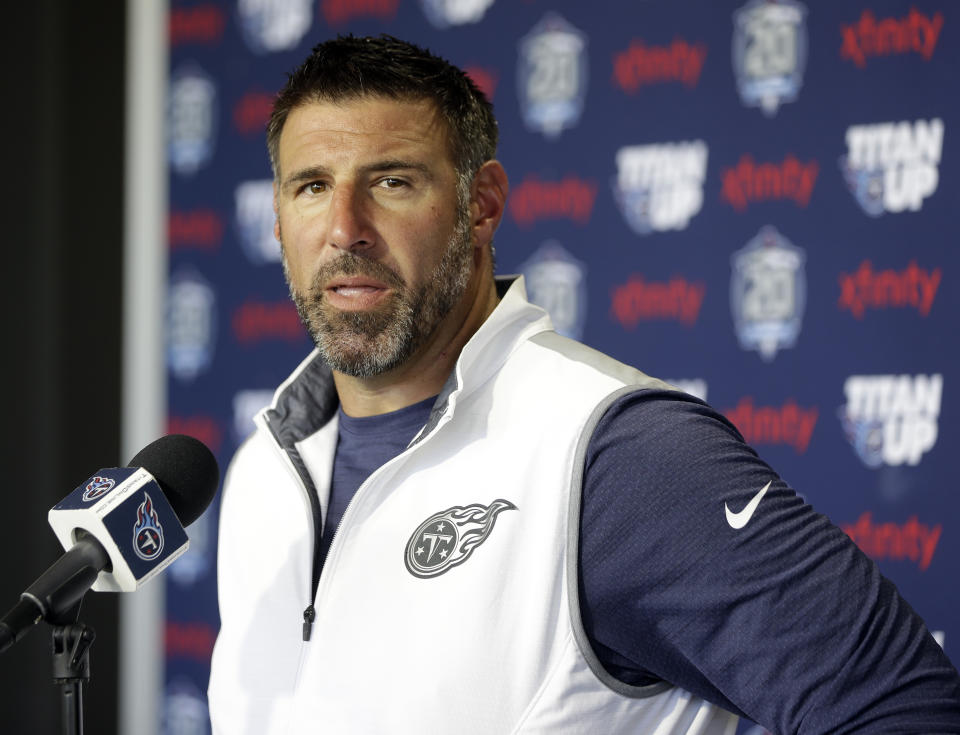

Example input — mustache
[310,253,406,293]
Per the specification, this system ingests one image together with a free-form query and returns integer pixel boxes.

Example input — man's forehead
[281,95,447,145]
[274,95,458,186]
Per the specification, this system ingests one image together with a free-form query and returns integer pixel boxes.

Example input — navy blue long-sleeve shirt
[324,389,960,732]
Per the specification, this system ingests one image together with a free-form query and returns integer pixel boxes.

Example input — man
[208,36,960,734]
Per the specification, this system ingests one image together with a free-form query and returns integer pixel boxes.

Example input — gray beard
[284,211,473,378]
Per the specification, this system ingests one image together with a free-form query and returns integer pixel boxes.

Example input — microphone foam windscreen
[128,434,220,526]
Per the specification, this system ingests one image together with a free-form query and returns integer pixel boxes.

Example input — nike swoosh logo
[725,481,772,530]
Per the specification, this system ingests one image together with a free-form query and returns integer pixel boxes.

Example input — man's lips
[326,276,389,293]
[323,276,392,308]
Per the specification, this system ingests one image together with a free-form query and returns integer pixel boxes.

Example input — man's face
[273,96,474,377]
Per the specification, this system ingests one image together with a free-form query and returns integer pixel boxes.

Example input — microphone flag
[48,467,189,593]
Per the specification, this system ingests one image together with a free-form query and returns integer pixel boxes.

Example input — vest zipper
[263,414,328,644]
[274,397,456,645]
[311,411,455,629]
[302,604,316,641]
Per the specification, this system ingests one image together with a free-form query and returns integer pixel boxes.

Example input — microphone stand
[49,601,95,735]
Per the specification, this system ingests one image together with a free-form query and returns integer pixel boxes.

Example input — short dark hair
[267,35,498,187]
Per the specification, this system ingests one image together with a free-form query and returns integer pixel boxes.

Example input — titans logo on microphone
[133,493,166,562]
[82,476,115,502]
[405,500,517,579]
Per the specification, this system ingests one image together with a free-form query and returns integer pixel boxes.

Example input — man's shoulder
[523,330,676,394]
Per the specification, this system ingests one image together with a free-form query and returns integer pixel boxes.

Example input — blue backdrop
[162,2,957,732]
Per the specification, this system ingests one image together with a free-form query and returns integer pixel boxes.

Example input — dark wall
[0,2,125,732]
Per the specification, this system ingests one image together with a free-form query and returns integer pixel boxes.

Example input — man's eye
[379,177,407,189]
[305,182,326,194]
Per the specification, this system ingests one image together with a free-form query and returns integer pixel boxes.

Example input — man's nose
[327,184,375,253]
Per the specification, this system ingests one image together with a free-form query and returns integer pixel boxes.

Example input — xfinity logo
[838,260,941,319]
[842,512,941,571]
[840,8,943,68]
[720,153,818,211]
[613,37,707,92]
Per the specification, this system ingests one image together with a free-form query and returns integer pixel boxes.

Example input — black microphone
[0,434,219,654]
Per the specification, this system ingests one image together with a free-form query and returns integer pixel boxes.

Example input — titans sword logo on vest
[405,500,517,578]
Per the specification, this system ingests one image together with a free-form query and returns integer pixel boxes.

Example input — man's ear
[273,180,281,242]
[470,161,509,249]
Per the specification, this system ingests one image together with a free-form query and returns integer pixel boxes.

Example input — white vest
[209,278,739,734]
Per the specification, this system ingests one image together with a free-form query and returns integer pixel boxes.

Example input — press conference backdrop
[162,1,958,732]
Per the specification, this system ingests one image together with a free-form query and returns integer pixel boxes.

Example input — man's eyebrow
[281,165,329,191]
[281,160,434,191]
[360,159,434,179]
